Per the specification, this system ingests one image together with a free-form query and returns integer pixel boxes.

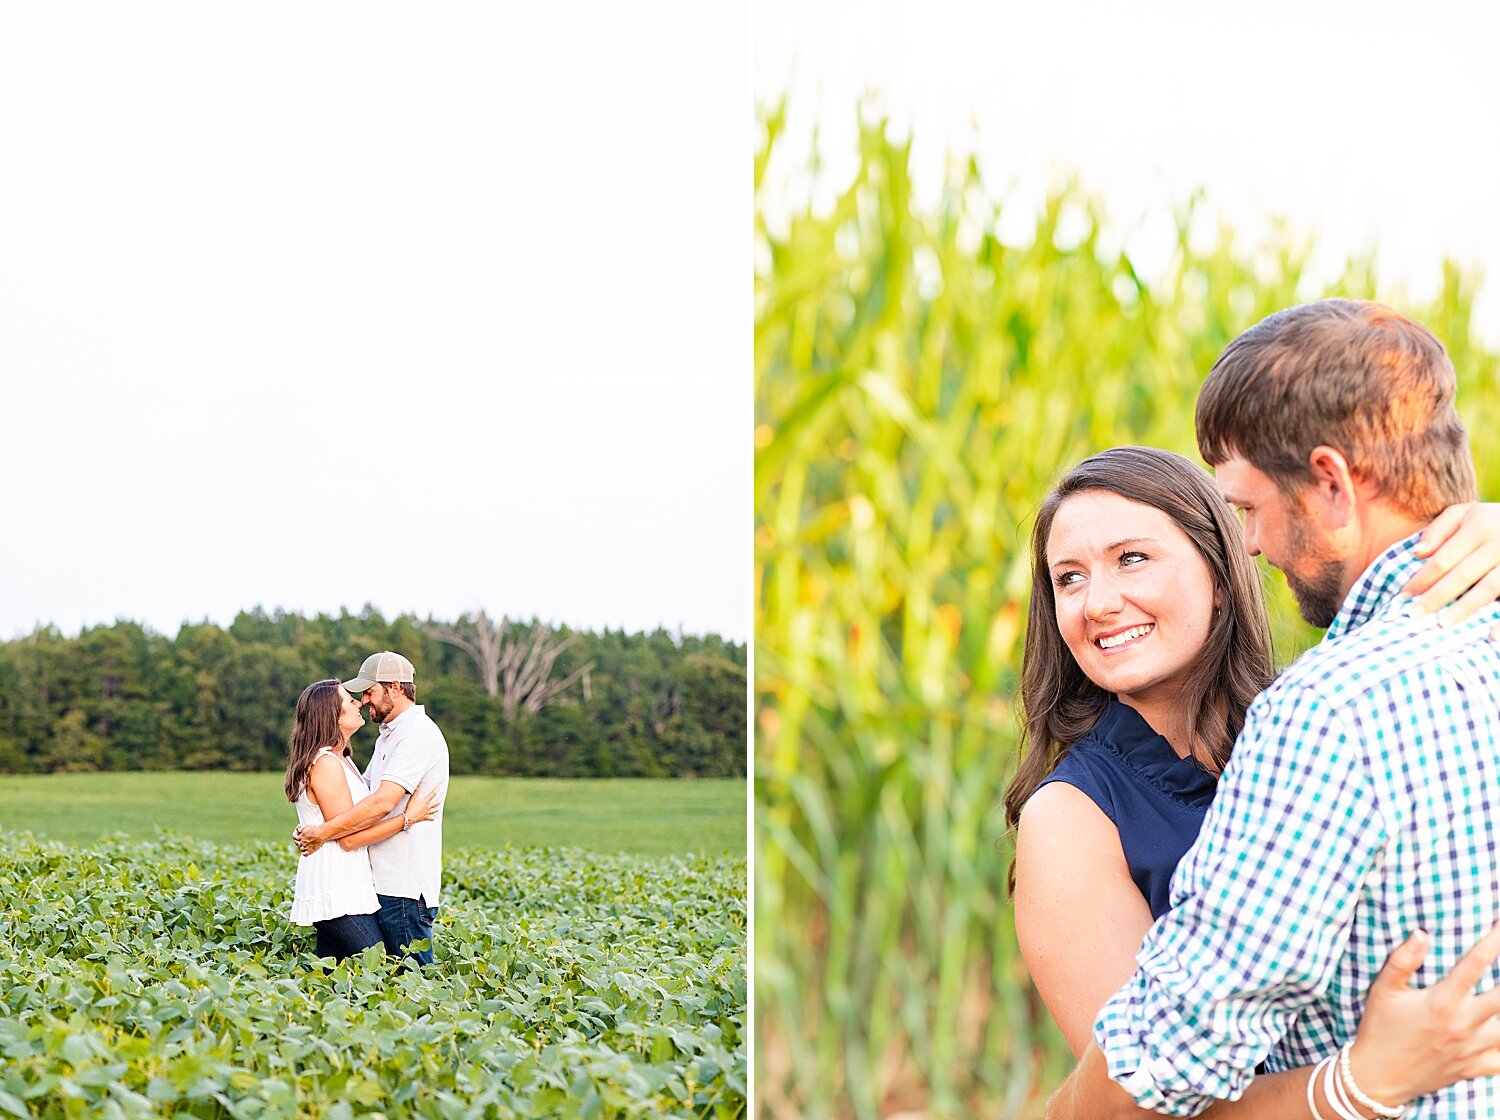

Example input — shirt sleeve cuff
[1095,976,1248,1117]
[1111,1057,1214,1118]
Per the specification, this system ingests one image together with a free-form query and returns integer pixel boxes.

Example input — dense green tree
[0,612,745,778]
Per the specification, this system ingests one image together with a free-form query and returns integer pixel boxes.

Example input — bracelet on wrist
[1307,1055,1331,1120]
[1323,1053,1364,1120]
[1338,1043,1406,1118]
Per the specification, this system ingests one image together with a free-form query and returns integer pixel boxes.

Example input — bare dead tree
[425,611,505,696]
[425,612,593,721]
[498,620,594,722]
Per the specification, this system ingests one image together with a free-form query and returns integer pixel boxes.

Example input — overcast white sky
[9,6,1498,646]
[2,3,749,643]
[756,1,1500,343]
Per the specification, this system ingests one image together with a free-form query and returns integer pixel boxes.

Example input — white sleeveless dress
[290,747,381,925]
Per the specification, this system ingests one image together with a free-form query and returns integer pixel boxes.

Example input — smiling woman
[1046,491,1219,754]
[1002,446,1275,1054]
[1013,446,1272,791]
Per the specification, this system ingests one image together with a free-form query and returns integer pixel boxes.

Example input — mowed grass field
[0,773,745,857]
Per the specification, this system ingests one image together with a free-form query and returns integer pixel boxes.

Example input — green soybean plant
[0,832,746,1119]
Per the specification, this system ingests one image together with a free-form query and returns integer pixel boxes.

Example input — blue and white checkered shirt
[1094,533,1500,1116]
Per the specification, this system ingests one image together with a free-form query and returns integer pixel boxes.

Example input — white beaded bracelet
[1338,1043,1406,1119]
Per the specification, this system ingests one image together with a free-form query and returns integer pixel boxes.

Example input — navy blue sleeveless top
[1037,701,1218,918]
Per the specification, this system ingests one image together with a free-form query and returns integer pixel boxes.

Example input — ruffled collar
[1084,700,1218,801]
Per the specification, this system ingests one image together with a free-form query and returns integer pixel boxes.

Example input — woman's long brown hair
[1002,447,1276,886]
[283,678,348,802]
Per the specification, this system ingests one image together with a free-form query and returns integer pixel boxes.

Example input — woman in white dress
[283,678,441,961]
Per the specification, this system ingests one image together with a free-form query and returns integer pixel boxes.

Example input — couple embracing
[281,651,450,966]
[1008,300,1500,1117]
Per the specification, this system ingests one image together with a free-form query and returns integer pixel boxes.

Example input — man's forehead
[1211,455,1269,501]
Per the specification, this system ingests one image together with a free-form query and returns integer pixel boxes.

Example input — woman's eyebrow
[1048,537,1161,570]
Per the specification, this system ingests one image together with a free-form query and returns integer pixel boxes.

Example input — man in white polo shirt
[293,650,450,966]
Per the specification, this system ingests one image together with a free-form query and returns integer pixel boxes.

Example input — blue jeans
[376,893,438,965]
[313,912,384,962]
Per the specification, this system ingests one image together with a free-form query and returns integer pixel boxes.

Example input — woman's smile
[1095,623,1155,651]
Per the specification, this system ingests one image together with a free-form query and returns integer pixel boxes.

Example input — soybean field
[0,834,746,1119]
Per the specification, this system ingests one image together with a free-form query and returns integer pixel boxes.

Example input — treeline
[0,608,746,778]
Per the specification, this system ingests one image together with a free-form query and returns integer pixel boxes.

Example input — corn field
[753,106,1500,1120]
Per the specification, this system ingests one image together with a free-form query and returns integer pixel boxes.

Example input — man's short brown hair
[1196,298,1475,518]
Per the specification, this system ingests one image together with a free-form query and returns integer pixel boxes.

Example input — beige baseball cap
[343,651,415,694]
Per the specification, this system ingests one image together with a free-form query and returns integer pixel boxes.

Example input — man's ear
[1306,445,1363,526]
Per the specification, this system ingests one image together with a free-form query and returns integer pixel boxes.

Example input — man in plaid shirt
[1053,300,1500,1117]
